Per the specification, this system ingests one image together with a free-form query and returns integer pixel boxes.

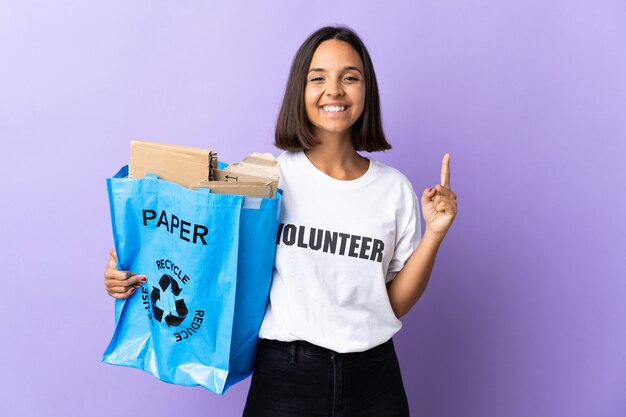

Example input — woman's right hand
[104,248,146,299]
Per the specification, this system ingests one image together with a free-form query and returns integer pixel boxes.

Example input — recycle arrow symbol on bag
[150,274,188,327]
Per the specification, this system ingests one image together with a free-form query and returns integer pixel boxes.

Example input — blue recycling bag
[102,165,281,394]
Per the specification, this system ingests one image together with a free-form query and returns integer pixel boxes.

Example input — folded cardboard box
[129,140,217,188]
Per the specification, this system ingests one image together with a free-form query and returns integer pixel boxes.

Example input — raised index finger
[440,153,451,188]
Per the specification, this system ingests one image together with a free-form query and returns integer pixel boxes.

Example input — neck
[304,131,369,180]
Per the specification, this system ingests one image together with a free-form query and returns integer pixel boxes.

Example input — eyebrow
[308,66,363,74]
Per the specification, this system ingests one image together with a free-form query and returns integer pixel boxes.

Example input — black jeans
[242,338,410,417]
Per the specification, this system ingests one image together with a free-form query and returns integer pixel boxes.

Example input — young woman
[104,26,457,417]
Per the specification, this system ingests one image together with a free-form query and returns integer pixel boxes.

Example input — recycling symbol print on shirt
[151,274,188,327]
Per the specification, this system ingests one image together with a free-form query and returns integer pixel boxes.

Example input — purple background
[1,1,625,416]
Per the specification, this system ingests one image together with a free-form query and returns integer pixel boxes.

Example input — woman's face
[304,39,365,140]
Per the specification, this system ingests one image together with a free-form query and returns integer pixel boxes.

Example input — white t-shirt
[258,150,422,353]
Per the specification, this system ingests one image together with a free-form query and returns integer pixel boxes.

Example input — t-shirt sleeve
[385,186,422,283]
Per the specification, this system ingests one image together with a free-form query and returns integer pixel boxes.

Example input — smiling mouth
[322,105,348,112]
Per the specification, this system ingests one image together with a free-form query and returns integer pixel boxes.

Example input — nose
[325,79,344,97]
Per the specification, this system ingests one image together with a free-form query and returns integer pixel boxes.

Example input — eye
[309,76,324,82]
[344,76,360,82]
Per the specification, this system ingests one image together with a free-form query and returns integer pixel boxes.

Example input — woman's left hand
[421,153,458,238]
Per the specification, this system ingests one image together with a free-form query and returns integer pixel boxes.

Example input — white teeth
[322,105,347,112]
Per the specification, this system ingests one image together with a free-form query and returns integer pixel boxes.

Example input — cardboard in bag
[213,169,276,183]
[195,181,275,198]
[219,153,280,182]
[213,153,280,198]
[212,170,279,197]
[129,140,217,188]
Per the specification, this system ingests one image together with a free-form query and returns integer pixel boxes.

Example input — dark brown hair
[275,26,391,152]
